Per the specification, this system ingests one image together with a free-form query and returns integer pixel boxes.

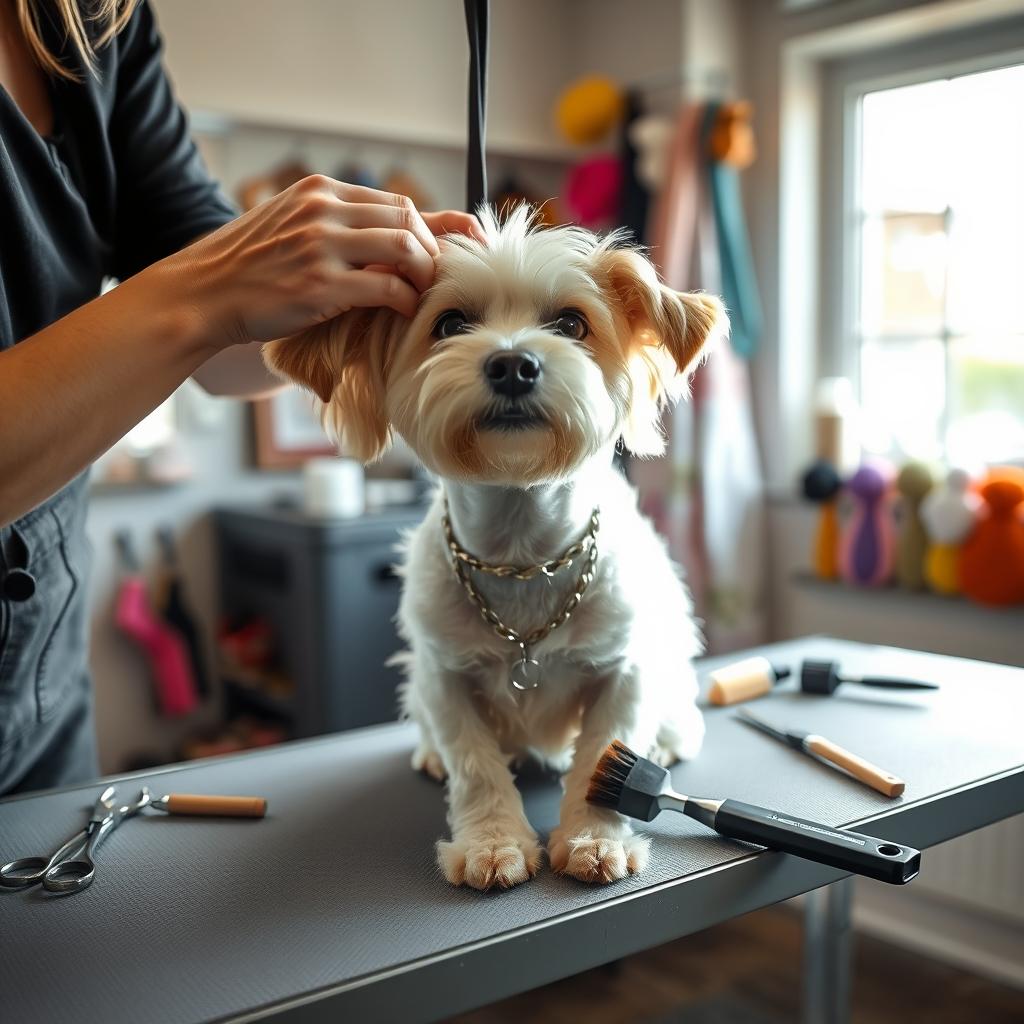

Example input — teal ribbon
[701,103,762,359]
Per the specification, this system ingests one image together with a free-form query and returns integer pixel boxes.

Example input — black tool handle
[855,675,939,691]
[463,0,489,211]
[714,800,920,885]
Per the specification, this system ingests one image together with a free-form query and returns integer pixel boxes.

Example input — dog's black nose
[484,351,541,398]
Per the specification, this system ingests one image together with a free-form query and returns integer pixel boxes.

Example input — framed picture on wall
[252,387,335,469]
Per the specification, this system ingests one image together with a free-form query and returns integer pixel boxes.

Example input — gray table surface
[2,637,1023,1024]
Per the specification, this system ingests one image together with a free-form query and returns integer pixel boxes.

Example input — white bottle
[919,467,980,595]
[814,377,859,474]
[920,468,980,544]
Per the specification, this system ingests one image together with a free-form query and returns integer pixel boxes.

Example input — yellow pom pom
[556,76,625,145]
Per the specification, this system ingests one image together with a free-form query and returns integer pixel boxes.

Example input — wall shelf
[223,677,295,722]
[791,572,1024,624]
[189,109,577,164]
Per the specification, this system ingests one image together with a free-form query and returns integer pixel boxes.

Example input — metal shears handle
[0,829,95,889]
[40,816,117,894]
[41,788,151,893]
[0,787,151,895]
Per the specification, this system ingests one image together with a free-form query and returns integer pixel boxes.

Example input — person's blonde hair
[15,0,141,80]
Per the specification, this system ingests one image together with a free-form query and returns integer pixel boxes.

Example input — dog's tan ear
[262,324,337,404]
[598,248,728,456]
[262,311,396,462]
[601,247,727,377]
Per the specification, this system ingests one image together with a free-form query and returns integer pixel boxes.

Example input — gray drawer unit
[213,503,426,737]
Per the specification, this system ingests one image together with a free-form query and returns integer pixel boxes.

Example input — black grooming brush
[587,741,920,885]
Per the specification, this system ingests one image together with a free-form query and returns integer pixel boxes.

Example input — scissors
[0,785,151,894]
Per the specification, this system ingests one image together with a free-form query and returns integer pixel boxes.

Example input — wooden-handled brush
[587,741,920,885]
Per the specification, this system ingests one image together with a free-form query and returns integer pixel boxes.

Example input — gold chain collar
[441,500,601,691]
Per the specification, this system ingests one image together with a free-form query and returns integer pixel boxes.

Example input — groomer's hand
[421,210,486,242]
[159,175,482,350]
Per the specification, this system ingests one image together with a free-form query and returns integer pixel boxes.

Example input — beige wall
[152,0,690,153]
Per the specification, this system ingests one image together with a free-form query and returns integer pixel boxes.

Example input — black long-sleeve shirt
[0,4,237,797]
[0,0,236,351]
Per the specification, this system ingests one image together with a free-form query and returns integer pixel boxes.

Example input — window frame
[821,19,1024,460]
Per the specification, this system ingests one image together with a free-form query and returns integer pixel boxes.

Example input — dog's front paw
[437,828,542,891]
[549,826,650,884]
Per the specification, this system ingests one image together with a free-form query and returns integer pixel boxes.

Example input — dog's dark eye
[551,309,589,341]
[433,310,471,339]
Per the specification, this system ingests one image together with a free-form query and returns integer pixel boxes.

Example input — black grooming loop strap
[464,0,489,212]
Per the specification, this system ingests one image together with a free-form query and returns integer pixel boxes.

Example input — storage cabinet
[213,504,425,738]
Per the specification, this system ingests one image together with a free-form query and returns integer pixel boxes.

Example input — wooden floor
[446,905,1024,1024]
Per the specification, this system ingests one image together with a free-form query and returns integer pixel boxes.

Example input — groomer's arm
[0,265,218,525]
[0,178,483,527]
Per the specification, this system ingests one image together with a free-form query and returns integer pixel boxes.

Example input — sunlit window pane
[854,60,1024,464]
[859,339,945,462]
[860,212,947,336]
[947,335,1024,465]
[860,80,949,214]
[944,66,1024,334]
[947,215,1024,334]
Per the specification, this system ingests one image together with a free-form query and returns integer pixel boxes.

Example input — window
[847,61,1024,466]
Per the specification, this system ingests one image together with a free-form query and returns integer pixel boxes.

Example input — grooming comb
[736,707,905,798]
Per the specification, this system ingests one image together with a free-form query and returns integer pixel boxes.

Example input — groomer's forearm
[0,263,215,526]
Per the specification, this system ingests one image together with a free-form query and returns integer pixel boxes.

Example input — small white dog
[265,206,726,890]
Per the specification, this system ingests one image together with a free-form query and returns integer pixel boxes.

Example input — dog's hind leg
[651,704,705,766]
[411,731,447,782]
[651,664,706,766]
[398,672,449,782]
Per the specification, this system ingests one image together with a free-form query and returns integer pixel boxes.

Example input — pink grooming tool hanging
[113,532,199,717]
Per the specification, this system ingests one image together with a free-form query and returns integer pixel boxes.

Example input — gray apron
[0,472,98,795]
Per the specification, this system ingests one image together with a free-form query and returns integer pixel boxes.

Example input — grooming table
[2,637,1022,1024]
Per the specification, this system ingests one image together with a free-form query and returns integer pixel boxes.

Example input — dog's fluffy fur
[265,206,727,890]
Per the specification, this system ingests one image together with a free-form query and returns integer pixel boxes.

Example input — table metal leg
[801,878,854,1024]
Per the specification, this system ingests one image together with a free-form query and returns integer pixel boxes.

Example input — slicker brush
[587,741,920,885]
